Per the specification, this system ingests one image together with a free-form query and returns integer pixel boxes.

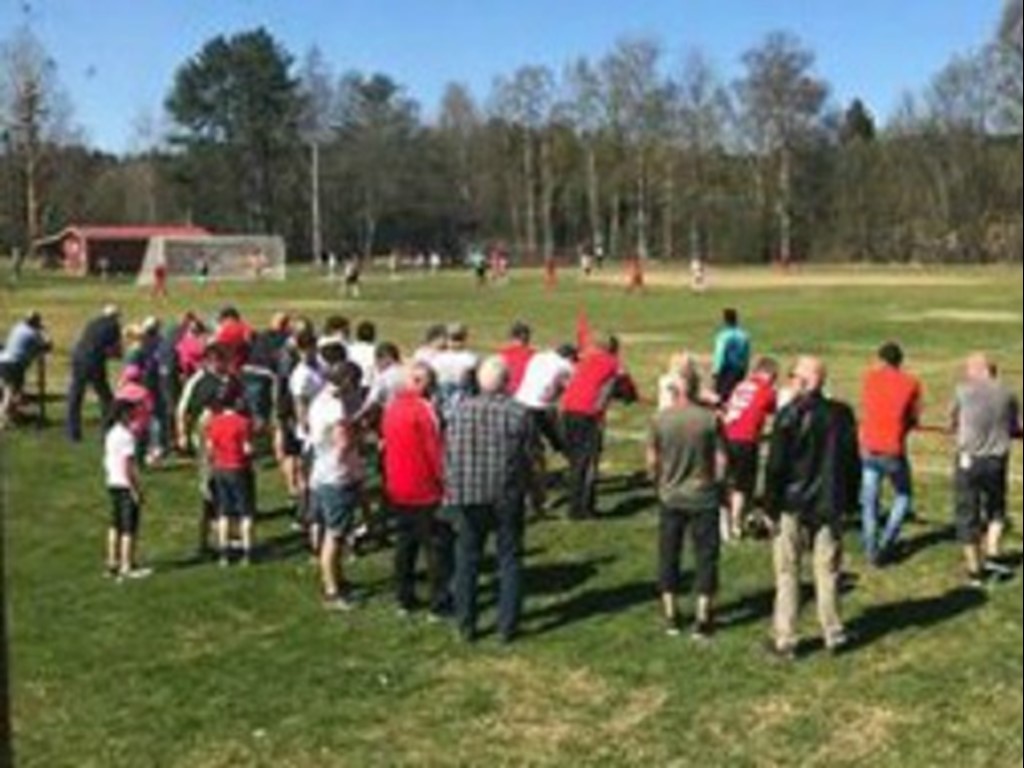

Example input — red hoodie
[382,391,445,508]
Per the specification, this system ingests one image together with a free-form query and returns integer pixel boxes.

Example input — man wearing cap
[67,305,123,442]
[0,311,52,428]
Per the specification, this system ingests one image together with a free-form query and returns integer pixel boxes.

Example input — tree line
[1,0,1021,266]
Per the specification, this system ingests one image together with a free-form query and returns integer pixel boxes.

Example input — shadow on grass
[889,524,959,566]
[845,587,987,652]
[525,581,655,638]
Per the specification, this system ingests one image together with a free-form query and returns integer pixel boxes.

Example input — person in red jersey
[560,333,638,520]
[721,357,780,541]
[381,363,454,619]
[498,321,536,395]
[859,342,923,566]
[205,384,256,567]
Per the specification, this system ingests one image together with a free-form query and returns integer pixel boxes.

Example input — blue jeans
[453,502,524,641]
[861,454,913,560]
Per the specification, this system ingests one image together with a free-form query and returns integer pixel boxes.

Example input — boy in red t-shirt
[721,357,779,540]
[205,385,256,566]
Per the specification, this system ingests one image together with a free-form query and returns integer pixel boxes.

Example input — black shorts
[726,441,760,496]
[955,455,1008,544]
[212,469,256,519]
[108,488,140,536]
[0,361,26,392]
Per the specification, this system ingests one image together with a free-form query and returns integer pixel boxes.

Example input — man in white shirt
[348,321,379,391]
[308,364,367,611]
[515,344,577,515]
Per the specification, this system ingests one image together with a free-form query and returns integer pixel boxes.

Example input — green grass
[2,265,1022,767]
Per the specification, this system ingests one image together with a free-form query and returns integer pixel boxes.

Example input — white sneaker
[120,567,153,581]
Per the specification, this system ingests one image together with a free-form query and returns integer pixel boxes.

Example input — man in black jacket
[764,356,860,659]
[67,306,122,443]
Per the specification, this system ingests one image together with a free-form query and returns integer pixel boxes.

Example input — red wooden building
[33,225,210,276]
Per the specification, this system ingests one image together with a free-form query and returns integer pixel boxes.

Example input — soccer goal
[135,234,287,285]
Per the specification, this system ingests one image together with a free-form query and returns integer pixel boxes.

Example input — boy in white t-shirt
[104,400,151,581]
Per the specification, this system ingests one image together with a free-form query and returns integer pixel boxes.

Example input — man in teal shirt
[712,308,751,402]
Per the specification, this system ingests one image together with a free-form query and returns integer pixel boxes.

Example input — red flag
[576,308,593,352]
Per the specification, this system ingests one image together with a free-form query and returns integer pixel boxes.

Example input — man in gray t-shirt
[950,353,1023,584]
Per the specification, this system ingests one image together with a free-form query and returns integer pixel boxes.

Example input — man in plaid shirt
[447,356,534,644]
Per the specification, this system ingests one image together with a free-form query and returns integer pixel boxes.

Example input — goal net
[136,235,287,285]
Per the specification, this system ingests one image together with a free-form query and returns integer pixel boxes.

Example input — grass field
[2,264,1022,767]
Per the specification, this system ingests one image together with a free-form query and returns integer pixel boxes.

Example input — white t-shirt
[516,351,574,410]
[104,423,136,489]
[367,364,406,409]
[432,349,479,389]
[308,388,365,488]
[289,361,324,441]
[348,341,378,388]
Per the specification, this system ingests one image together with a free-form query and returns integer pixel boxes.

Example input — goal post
[136,235,287,285]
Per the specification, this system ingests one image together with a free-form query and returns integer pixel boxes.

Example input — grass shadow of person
[842,587,988,653]
[524,581,657,638]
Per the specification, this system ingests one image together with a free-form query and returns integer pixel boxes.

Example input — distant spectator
[205,384,256,567]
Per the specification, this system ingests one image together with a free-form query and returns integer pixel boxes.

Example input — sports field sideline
[2,264,1022,767]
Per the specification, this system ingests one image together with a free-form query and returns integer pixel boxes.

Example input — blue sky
[1,0,1007,152]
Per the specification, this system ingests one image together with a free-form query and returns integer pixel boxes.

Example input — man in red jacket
[560,334,637,520]
[381,363,453,618]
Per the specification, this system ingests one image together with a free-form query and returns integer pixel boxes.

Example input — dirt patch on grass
[594,269,990,291]
[889,309,1022,325]
[434,657,668,764]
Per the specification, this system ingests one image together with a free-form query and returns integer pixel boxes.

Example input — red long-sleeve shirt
[381,391,445,508]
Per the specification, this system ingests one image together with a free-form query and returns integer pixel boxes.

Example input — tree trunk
[540,133,555,260]
[635,153,649,260]
[609,189,622,260]
[523,132,537,258]
[585,143,602,251]
[662,164,675,261]
[777,149,793,265]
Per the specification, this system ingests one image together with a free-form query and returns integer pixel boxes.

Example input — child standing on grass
[104,400,151,581]
[205,384,257,567]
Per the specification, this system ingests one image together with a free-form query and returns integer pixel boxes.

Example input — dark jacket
[765,391,861,530]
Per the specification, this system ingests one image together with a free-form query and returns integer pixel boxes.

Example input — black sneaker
[664,616,682,638]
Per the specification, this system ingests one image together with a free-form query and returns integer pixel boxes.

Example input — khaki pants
[772,513,845,650]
